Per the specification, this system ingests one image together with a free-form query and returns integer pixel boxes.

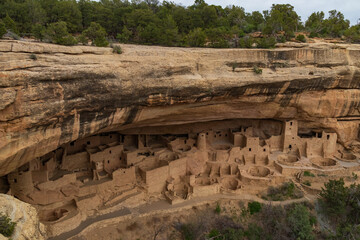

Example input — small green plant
[248,201,262,215]
[29,54,37,61]
[253,66,262,74]
[296,34,306,42]
[309,214,317,226]
[112,45,122,54]
[304,171,315,177]
[232,62,236,72]
[208,229,221,239]
[352,172,358,180]
[303,180,311,186]
[0,213,16,237]
[215,203,221,214]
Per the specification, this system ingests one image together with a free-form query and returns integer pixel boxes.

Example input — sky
[171,0,359,26]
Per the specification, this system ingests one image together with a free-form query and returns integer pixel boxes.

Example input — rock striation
[1,40,360,176]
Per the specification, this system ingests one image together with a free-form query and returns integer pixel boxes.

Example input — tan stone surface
[1,40,360,176]
[0,194,46,240]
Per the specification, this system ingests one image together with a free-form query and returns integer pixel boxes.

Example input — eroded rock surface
[1,40,360,176]
[0,194,46,239]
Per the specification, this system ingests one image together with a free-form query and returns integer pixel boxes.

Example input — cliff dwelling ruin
[2,119,359,236]
[1,40,360,239]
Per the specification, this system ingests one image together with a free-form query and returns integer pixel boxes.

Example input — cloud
[171,0,359,25]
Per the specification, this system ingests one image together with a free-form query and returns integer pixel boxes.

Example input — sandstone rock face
[0,194,46,239]
[1,40,360,176]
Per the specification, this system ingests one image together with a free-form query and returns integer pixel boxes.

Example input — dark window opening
[107,160,110,164]
[14,179,17,183]
[110,135,112,139]
[263,149,266,152]
[109,150,112,154]
[70,142,74,146]
[184,140,187,144]
[327,135,330,140]
[225,134,228,137]
[249,148,252,152]
[219,134,222,137]
[289,145,292,149]
[206,132,209,135]
[290,122,293,126]
[87,141,90,145]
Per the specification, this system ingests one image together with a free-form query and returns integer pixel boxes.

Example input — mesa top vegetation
[0,0,359,47]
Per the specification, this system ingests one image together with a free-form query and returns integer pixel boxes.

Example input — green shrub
[117,26,132,43]
[215,203,221,214]
[45,21,78,46]
[309,215,317,226]
[0,21,7,38]
[78,34,88,45]
[0,213,16,237]
[31,24,46,41]
[82,22,108,47]
[344,25,360,43]
[256,37,276,48]
[3,13,19,35]
[186,28,206,47]
[309,32,318,38]
[112,45,122,54]
[94,36,109,47]
[277,35,286,43]
[352,172,358,180]
[208,229,221,240]
[29,54,37,60]
[232,62,237,72]
[59,35,78,46]
[248,201,262,215]
[253,66,262,74]
[319,178,348,218]
[296,34,306,42]
[303,171,315,177]
[287,204,314,240]
[238,36,255,48]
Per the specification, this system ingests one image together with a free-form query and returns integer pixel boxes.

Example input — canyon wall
[1,40,360,176]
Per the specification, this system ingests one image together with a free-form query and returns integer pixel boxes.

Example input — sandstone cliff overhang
[1,40,360,176]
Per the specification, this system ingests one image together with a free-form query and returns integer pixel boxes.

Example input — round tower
[197,133,207,151]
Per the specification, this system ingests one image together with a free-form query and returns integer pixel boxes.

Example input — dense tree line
[0,0,358,47]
